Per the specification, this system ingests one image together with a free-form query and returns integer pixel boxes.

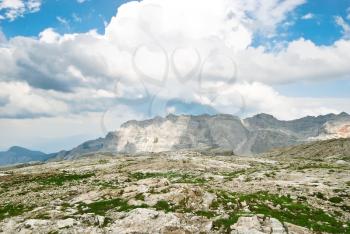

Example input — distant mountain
[54,112,350,160]
[0,146,54,166]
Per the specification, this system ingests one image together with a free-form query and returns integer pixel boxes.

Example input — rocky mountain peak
[51,112,350,160]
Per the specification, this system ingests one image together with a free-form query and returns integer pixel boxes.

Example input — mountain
[0,146,53,166]
[262,137,350,161]
[54,112,350,160]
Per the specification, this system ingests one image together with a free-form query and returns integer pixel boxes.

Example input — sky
[0,0,350,152]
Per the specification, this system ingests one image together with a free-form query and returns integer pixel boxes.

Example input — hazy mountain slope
[263,137,350,161]
[56,112,350,160]
[0,146,53,166]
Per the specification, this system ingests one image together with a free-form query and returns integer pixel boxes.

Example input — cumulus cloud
[209,82,348,120]
[0,0,41,21]
[240,0,306,36]
[0,81,68,118]
[0,28,6,43]
[0,0,349,122]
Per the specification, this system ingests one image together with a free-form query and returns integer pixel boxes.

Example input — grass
[0,172,95,189]
[135,193,145,201]
[78,198,178,216]
[329,196,343,203]
[0,203,32,221]
[129,171,207,184]
[38,173,95,186]
[77,198,148,215]
[220,170,246,181]
[209,190,349,233]
[77,197,192,216]
[34,212,51,219]
[314,192,326,200]
[154,200,175,213]
[195,210,217,218]
[94,180,118,189]
[212,213,243,232]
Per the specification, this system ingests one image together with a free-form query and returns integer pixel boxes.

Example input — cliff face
[58,112,350,159]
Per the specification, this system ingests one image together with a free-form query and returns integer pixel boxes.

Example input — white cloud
[0,28,6,43]
[335,16,350,39]
[39,28,60,43]
[0,81,69,118]
[240,0,306,37]
[209,82,349,120]
[301,12,314,20]
[0,0,349,123]
[77,0,87,3]
[236,38,350,84]
[0,0,41,21]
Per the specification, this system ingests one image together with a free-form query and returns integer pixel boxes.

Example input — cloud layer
[0,0,349,124]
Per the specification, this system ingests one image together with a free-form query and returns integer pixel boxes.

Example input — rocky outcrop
[230,215,286,234]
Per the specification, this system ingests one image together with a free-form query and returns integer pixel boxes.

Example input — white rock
[57,218,75,229]
[230,216,287,234]
[108,208,180,233]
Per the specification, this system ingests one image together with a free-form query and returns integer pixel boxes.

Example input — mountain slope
[0,146,53,166]
[56,112,350,160]
[263,137,350,161]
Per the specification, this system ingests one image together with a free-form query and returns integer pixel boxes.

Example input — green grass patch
[34,212,51,219]
[77,197,182,216]
[78,198,148,216]
[0,203,32,221]
[129,171,207,184]
[195,210,217,218]
[314,192,326,200]
[154,200,175,213]
[210,190,349,234]
[94,180,118,189]
[38,173,95,186]
[135,193,145,201]
[212,213,242,233]
[329,196,343,203]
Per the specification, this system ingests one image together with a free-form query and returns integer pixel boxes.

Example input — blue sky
[1,0,128,37]
[271,0,350,45]
[1,0,350,152]
[0,0,349,44]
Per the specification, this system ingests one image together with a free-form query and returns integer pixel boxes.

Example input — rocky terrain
[0,138,349,233]
[55,112,350,160]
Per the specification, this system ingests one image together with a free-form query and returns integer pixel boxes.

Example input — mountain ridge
[3,112,350,165]
[54,112,350,160]
[0,146,54,166]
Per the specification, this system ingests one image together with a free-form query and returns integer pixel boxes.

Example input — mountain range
[2,112,350,165]
[55,112,350,160]
[0,146,54,166]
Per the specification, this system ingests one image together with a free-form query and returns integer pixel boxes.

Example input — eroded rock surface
[0,143,349,233]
